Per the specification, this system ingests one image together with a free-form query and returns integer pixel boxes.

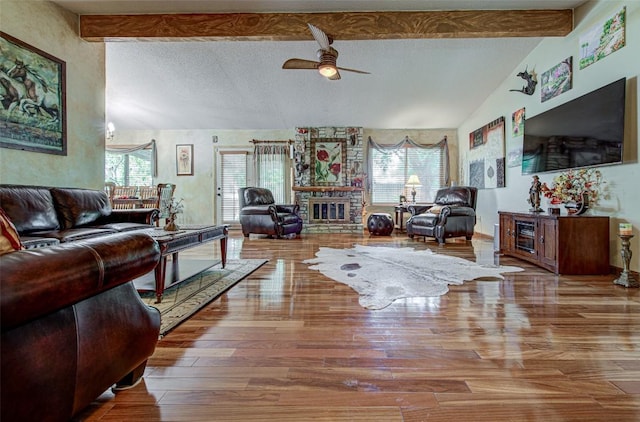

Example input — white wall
[458,0,640,272]
[113,129,293,224]
[0,0,106,189]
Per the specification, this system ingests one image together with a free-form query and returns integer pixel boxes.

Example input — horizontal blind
[370,144,447,204]
[406,146,446,203]
[370,148,405,204]
[220,152,247,223]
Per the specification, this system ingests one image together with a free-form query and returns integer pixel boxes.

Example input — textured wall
[0,0,105,189]
[457,0,640,271]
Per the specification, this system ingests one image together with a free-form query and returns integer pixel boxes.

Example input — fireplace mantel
[293,186,364,193]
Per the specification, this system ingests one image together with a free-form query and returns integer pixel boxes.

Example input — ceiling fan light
[318,64,337,78]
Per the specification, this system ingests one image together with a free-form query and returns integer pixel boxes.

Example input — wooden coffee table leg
[154,256,168,303]
[220,236,227,268]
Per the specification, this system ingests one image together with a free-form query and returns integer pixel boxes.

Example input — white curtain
[253,141,290,203]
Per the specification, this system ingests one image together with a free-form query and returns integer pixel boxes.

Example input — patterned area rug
[303,245,523,310]
[140,259,267,336]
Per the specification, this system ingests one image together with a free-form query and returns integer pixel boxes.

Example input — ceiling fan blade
[282,58,319,70]
[307,23,331,50]
[336,66,370,75]
[328,70,341,81]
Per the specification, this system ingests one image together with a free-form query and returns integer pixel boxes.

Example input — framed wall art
[0,32,66,155]
[579,6,625,70]
[176,144,194,176]
[467,117,506,189]
[310,138,346,186]
[541,57,573,102]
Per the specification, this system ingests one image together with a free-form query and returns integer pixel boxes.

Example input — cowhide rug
[303,245,523,309]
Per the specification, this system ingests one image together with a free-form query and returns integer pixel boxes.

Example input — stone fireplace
[293,127,365,234]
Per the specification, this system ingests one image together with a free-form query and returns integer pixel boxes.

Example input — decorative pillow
[0,208,23,255]
[428,205,443,215]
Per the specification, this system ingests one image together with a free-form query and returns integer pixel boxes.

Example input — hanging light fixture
[318,63,338,78]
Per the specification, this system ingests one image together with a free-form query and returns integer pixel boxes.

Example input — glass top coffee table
[134,224,228,303]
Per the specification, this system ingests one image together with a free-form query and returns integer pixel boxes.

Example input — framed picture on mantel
[311,138,346,186]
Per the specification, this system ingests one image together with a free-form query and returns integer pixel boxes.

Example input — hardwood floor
[76,230,640,421]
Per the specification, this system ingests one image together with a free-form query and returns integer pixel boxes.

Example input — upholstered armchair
[238,187,303,238]
[406,186,478,244]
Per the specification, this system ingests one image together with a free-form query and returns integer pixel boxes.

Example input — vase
[564,192,589,216]
[163,215,179,231]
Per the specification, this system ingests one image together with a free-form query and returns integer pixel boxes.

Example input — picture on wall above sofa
[0,31,66,155]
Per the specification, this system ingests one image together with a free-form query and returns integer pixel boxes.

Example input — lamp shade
[406,175,422,187]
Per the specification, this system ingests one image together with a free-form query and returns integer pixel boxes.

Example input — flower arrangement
[540,168,605,205]
[163,198,184,231]
[167,197,184,216]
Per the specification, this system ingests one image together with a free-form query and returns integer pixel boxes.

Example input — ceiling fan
[282,23,370,80]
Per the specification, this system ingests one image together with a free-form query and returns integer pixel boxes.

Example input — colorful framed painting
[311,138,346,186]
[176,144,194,176]
[512,108,525,138]
[541,57,573,102]
[0,32,66,155]
[579,7,626,70]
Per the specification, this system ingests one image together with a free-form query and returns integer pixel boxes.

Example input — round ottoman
[367,213,394,236]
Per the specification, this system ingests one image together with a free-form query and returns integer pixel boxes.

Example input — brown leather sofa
[1,232,161,422]
[0,184,158,248]
[238,187,303,238]
[406,186,478,244]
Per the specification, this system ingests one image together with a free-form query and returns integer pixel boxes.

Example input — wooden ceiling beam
[79,10,573,42]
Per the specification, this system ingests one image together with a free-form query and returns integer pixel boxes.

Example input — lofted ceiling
[50,0,587,131]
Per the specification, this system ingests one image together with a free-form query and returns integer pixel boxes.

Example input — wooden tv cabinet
[498,211,610,275]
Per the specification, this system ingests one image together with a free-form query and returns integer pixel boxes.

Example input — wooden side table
[394,204,433,232]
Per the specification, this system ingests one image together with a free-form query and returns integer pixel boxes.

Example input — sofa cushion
[50,188,112,229]
[20,236,61,249]
[427,205,443,215]
[95,222,154,232]
[243,188,275,206]
[0,185,60,233]
[0,208,22,255]
[30,227,117,243]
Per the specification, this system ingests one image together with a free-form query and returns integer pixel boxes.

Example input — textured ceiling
[51,0,587,131]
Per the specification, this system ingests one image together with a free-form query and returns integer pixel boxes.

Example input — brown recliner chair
[406,186,478,244]
[238,187,303,238]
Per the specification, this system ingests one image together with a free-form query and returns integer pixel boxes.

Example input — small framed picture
[399,195,407,204]
[176,144,194,176]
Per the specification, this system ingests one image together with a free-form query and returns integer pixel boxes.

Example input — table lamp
[406,175,422,203]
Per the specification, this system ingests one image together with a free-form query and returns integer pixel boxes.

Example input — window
[105,148,153,186]
[369,137,449,204]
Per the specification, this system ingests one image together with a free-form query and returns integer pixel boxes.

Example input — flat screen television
[521,77,626,175]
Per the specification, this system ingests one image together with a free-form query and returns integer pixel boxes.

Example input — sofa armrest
[275,204,299,214]
[239,205,273,216]
[438,205,476,224]
[0,232,160,330]
[98,208,159,225]
[408,205,432,216]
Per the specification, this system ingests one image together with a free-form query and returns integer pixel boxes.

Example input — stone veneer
[294,127,365,234]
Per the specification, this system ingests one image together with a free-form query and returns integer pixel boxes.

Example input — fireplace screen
[309,198,350,223]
